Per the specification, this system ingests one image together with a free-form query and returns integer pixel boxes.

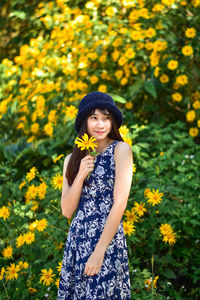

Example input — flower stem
[2,279,10,300]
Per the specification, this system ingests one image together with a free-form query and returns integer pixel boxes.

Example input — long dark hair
[66,108,123,186]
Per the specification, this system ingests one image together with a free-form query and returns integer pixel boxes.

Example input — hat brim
[75,101,123,133]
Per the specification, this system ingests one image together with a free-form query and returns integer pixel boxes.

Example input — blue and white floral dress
[57,140,131,299]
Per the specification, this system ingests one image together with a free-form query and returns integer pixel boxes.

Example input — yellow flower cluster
[119,125,132,146]
[160,224,177,245]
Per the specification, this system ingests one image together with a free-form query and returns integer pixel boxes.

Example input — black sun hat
[75,91,123,133]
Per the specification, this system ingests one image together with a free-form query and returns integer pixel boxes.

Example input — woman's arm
[84,142,133,276]
[61,154,95,218]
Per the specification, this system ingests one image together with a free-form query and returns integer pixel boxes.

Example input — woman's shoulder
[64,153,72,166]
[114,141,133,164]
[115,141,132,152]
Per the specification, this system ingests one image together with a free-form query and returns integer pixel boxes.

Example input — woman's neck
[96,138,114,153]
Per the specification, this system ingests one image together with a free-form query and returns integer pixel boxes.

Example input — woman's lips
[95,131,105,134]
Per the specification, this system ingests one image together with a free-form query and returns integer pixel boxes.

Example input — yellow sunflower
[2,245,13,258]
[123,220,136,236]
[75,133,97,152]
[146,188,163,206]
[6,263,20,280]
[124,207,139,223]
[133,201,147,217]
[40,268,55,286]
[51,173,63,190]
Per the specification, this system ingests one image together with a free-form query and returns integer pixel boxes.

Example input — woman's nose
[97,119,104,127]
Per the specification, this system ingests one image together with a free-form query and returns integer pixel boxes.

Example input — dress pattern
[57,141,131,300]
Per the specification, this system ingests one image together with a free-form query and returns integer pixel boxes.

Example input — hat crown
[79,91,114,111]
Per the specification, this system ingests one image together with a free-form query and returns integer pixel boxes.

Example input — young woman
[57,91,133,299]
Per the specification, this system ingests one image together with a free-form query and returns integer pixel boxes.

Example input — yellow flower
[185,28,196,38]
[186,110,196,122]
[159,223,173,235]
[189,127,199,137]
[25,185,38,203]
[146,188,163,206]
[123,136,132,146]
[29,220,38,231]
[16,234,25,248]
[37,181,47,199]
[154,66,160,78]
[65,105,78,119]
[152,4,165,11]
[19,180,26,190]
[144,188,151,198]
[167,60,178,70]
[160,74,169,83]
[145,276,159,290]
[2,246,13,258]
[90,75,99,84]
[160,152,164,156]
[125,102,133,109]
[53,154,64,163]
[125,48,136,59]
[31,123,39,134]
[163,231,176,245]
[51,173,63,190]
[98,85,107,93]
[55,278,60,288]
[36,218,48,232]
[6,263,20,281]
[119,125,129,138]
[123,220,136,236]
[124,208,139,223]
[26,167,37,182]
[40,268,55,286]
[57,261,62,274]
[161,0,175,5]
[145,27,156,38]
[75,134,98,152]
[43,122,53,137]
[48,110,57,124]
[66,80,77,92]
[121,77,128,85]
[24,232,35,245]
[182,45,193,56]
[0,267,5,280]
[192,100,200,110]
[105,6,117,17]
[133,201,147,217]
[28,287,37,293]
[176,75,188,86]
[0,206,10,220]
[118,56,128,66]
[115,70,123,79]
[171,92,182,102]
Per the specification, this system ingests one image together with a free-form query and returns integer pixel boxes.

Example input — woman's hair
[66,108,123,186]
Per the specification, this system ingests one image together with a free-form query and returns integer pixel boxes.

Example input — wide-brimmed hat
[75,91,123,133]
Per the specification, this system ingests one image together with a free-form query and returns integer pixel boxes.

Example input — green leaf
[110,94,127,103]
[129,79,144,96]
[144,81,157,99]
[9,11,27,20]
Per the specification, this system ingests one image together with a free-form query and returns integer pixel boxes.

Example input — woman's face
[87,109,112,141]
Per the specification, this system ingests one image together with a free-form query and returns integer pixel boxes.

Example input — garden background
[0,0,200,299]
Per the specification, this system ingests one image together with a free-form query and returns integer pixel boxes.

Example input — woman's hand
[78,155,95,180]
[84,248,105,276]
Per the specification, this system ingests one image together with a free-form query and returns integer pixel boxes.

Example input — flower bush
[0,0,200,299]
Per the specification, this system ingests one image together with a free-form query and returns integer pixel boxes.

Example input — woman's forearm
[61,174,84,218]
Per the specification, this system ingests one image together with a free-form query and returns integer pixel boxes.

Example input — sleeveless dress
[57,140,131,300]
